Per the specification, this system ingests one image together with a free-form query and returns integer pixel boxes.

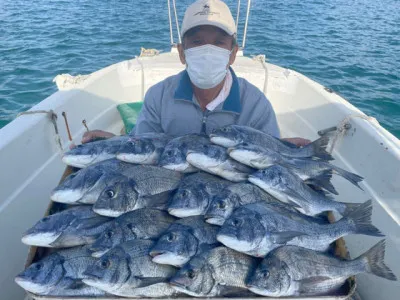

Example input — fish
[217,201,383,257]
[93,165,181,217]
[116,133,170,165]
[205,183,326,226]
[159,134,211,173]
[246,240,397,297]
[169,246,258,297]
[90,208,176,257]
[205,182,291,226]
[248,164,360,216]
[62,135,132,168]
[150,216,220,267]
[167,172,232,218]
[186,143,255,182]
[50,159,138,204]
[15,246,105,296]
[22,206,112,247]
[83,239,178,297]
[228,142,363,192]
[210,125,333,160]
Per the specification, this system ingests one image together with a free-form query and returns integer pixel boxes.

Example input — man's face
[178,25,238,66]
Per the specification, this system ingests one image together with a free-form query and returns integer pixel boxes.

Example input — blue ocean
[1,0,399,137]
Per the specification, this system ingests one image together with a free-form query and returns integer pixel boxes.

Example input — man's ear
[229,45,239,65]
[178,44,186,65]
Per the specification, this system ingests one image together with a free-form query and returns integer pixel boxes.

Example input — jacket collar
[173,67,241,113]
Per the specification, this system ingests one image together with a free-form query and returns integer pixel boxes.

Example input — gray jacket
[134,68,280,137]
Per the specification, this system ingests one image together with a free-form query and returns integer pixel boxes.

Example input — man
[83,0,309,146]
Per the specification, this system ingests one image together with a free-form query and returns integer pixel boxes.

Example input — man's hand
[282,137,312,147]
[82,130,115,144]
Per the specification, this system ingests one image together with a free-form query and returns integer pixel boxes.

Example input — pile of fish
[16,125,397,298]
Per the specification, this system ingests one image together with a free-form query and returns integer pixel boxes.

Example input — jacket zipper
[201,110,210,134]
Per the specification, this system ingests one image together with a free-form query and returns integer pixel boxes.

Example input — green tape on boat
[117,102,143,134]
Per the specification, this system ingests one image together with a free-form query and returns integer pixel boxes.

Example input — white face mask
[184,44,231,89]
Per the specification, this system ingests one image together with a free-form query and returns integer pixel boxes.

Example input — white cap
[181,0,236,38]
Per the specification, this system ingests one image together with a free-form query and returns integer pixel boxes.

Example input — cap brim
[181,20,235,38]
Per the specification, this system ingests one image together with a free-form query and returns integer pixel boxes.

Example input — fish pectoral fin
[296,276,344,295]
[282,188,305,209]
[270,231,307,244]
[134,277,167,287]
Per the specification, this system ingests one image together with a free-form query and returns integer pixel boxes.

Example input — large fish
[150,216,220,267]
[210,125,333,160]
[246,240,397,297]
[169,246,258,297]
[167,172,232,218]
[22,206,112,247]
[116,133,170,165]
[217,201,383,257]
[62,135,132,168]
[50,159,138,204]
[186,143,255,182]
[90,208,176,257]
[248,165,360,216]
[83,239,178,297]
[205,182,292,226]
[93,165,181,217]
[159,134,211,173]
[228,142,363,192]
[15,246,105,296]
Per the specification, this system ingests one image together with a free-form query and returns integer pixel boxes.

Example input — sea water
[0,0,399,136]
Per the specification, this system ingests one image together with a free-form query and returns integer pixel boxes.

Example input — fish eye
[35,263,43,271]
[105,189,115,198]
[127,223,134,230]
[100,259,111,269]
[166,150,173,156]
[42,216,50,222]
[218,201,226,209]
[166,232,176,242]
[187,269,196,279]
[180,190,189,198]
[106,230,113,238]
[242,142,249,147]
[262,270,270,278]
[221,127,228,132]
[232,218,241,227]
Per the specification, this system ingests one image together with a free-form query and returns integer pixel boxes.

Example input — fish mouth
[151,251,188,267]
[15,276,49,294]
[90,248,109,258]
[209,136,236,147]
[168,207,203,218]
[62,154,95,168]
[204,216,225,226]
[247,286,272,296]
[217,233,254,252]
[92,207,124,218]
[21,232,61,247]
[116,153,147,164]
[50,189,84,204]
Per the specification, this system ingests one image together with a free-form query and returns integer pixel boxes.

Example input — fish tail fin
[344,200,384,237]
[332,167,364,191]
[306,136,334,161]
[305,169,338,195]
[358,240,397,281]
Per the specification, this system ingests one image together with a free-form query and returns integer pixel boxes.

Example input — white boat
[1,1,399,298]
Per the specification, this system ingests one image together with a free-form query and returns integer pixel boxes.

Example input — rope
[242,0,251,49]
[167,0,174,45]
[236,0,241,36]
[172,0,181,43]
[17,110,64,153]
[327,114,379,153]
